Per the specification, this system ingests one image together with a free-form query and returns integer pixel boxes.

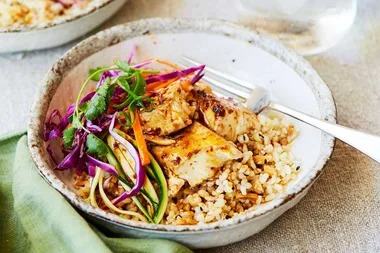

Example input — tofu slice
[192,89,261,142]
[152,122,242,188]
[139,81,196,136]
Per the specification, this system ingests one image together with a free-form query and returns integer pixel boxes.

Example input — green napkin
[0,132,192,253]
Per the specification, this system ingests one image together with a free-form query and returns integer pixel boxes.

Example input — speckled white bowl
[0,0,127,53]
[28,18,336,249]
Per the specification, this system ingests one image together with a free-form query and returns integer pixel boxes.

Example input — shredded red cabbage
[95,60,151,89]
[57,144,81,170]
[131,61,152,69]
[109,114,145,204]
[88,163,96,177]
[191,73,204,85]
[60,92,95,129]
[57,132,86,170]
[86,120,102,133]
[44,92,95,142]
[99,118,112,129]
[114,86,125,96]
[145,65,205,84]
[128,44,136,64]
[44,109,62,141]
[96,70,121,88]
[86,154,118,175]
[110,86,125,105]
[190,65,205,84]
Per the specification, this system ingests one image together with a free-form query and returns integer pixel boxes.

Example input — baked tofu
[152,122,242,188]
[139,81,196,136]
[192,89,261,142]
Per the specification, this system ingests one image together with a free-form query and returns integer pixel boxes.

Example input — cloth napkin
[0,132,192,253]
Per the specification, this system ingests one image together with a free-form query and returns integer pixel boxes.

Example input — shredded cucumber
[98,170,147,222]
[106,148,154,223]
[114,129,168,224]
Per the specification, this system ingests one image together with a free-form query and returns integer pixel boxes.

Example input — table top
[1,0,379,252]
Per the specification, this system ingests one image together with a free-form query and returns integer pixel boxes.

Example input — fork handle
[268,102,380,163]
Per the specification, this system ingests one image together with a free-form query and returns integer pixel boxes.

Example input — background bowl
[28,18,336,249]
[0,0,127,53]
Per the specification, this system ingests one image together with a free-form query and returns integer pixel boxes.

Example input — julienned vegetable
[105,150,154,223]
[117,129,168,224]
[132,111,150,166]
[107,134,159,208]
[98,170,147,222]
[108,114,145,205]
[86,154,118,175]
[44,51,204,224]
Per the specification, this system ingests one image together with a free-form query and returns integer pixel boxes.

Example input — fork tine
[175,62,233,99]
[182,55,253,90]
[201,75,249,99]
[175,61,248,102]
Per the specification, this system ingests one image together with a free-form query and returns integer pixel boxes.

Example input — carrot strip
[146,77,179,91]
[156,59,181,70]
[153,78,180,90]
[132,111,150,165]
[145,81,164,91]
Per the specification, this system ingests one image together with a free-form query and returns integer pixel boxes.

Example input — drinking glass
[238,0,357,55]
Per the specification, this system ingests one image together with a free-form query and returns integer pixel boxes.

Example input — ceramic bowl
[0,0,127,53]
[28,18,336,249]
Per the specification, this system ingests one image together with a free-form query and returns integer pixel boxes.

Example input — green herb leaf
[78,101,89,112]
[114,60,130,72]
[89,67,105,81]
[86,133,109,158]
[68,115,73,124]
[71,115,82,129]
[84,100,107,120]
[73,66,119,131]
[82,79,110,120]
[63,127,76,148]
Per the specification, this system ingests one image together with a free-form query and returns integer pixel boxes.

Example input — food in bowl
[0,0,93,27]
[44,50,301,225]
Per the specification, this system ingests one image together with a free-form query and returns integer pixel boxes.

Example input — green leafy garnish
[63,127,76,148]
[114,60,130,72]
[72,66,119,132]
[82,79,110,120]
[71,61,158,134]
[89,67,105,81]
[71,116,82,129]
[86,133,109,158]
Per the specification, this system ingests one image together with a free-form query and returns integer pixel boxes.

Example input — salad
[44,48,300,225]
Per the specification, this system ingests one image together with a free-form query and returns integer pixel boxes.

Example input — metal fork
[177,56,380,163]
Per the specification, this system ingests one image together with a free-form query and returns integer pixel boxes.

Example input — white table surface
[1,0,379,252]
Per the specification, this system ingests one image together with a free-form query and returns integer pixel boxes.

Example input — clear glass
[238,0,357,55]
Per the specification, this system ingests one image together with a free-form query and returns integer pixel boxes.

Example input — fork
[177,56,380,163]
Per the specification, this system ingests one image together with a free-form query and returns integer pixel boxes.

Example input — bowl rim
[0,0,116,33]
[27,17,336,233]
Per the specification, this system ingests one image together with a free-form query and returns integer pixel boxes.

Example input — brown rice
[73,113,300,225]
